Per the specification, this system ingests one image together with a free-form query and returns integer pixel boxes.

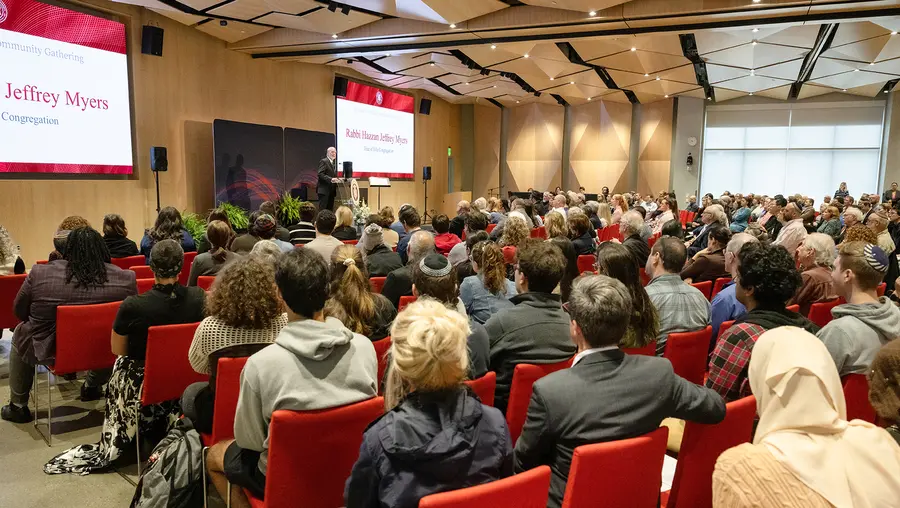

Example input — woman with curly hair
[48,215,91,261]
[44,239,205,473]
[188,220,237,286]
[325,245,396,341]
[182,256,287,433]
[544,211,567,240]
[841,223,877,246]
[460,241,518,325]
[140,206,196,262]
[499,215,529,248]
[0,226,25,275]
[594,242,659,349]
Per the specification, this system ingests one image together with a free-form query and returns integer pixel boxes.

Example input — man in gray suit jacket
[514,275,726,508]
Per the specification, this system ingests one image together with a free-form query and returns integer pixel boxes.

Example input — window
[700,104,884,201]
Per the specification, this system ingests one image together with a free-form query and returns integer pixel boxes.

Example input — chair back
[342,239,359,246]
[141,322,207,406]
[717,320,736,340]
[111,255,147,270]
[690,281,713,301]
[129,265,154,279]
[530,227,547,239]
[808,298,841,327]
[507,359,573,444]
[648,232,662,249]
[639,268,651,286]
[785,304,800,313]
[137,278,155,294]
[178,252,198,286]
[878,282,887,297]
[710,277,732,300]
[369,277,387,294]
[419,465,551,508]
[464,372,496,407]
[54,302,122,374]
[622,341,656,356]
[35,260,49,265]
[664,326,712,385]
[398,295,417,312]
[486,224,498,234]
[0,274,26,329]
[209,356,249,444]
[196,276,216,291]
[372,336,391,393]
[560,427,669,508]
[842,374,876,423]
[665,396,757,508]
[576,255,594,275]
[262,398,385,508]
[502,246,517,265]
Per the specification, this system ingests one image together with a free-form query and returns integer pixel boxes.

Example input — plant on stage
[277,193,303,226]
[182,212,206,244]
[218,202,250,231]
[349,199,371,227]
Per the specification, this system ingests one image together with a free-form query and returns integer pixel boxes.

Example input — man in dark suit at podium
[317,146,340,211]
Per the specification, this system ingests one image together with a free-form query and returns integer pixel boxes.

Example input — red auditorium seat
[342,239,359,246]
[372,336,391,394]
[419,465,551,508]
[842,374,876,424]
[639,268,651,286]
[530,227,547,239]
[717,320,735,340]
[648,232,662,249]
[690,281,713,301]
[111,255,146,270]
[661,396,756,508]
[464,372,497,407]
[877,282,886,297]
[196,276,215,291]
[561,427,669,508]
[808,298,841,328]
[507,359,573,444]
[486,224,497,234]
[785,304,799,313]
[243,398,385,508]
[201,356,249,504]
[34,260,49,265]
[398,295,416,312]
[664,326,712,385]
[369,277,387,294]
[710,277,732,300]
[576,255,595,274]
[622,341,656,356]
[130,265,154,279]
[137,278,155,294]
[502,246,517,265]
[179,252,198,286]
[0,274,26,329]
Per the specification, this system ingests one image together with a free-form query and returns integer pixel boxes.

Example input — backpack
[130,417,205,508]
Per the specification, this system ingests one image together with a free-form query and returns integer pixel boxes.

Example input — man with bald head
[709,232,758,341]
[317,146,340,211]
[382,229,436,309]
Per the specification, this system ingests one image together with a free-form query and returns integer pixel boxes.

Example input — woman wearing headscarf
[712,327,900,507]
[869,339,900,445]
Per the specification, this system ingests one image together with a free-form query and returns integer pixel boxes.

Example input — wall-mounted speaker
[419,98,432,115]
[333,76,349,97]
[141,26,164,57]
[150,147,168,172]
[423,166,432,181]
[342,161,353,179]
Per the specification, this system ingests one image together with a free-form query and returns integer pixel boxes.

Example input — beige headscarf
[749,327,900,508]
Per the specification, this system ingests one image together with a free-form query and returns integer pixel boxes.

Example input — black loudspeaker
[141,26,164,56]
[419,98,432,115]
[342,161,353,179]
[150,147,168,172]
[333,76,349,97]
[423,166,432,181]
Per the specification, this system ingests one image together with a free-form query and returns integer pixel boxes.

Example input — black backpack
[130,417,205,508]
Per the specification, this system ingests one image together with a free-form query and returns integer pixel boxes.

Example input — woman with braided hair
[325,245,395,341]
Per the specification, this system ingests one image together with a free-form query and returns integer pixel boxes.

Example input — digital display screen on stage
[0,0,133,174]
[335,80,414,180]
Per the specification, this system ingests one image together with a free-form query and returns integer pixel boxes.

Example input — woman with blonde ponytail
[325,245,396,340]
[344,298,513,508]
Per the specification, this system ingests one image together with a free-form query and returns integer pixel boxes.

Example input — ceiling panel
[589,50,689,74]
[208,0,275,20]
[197,20,272,43]
[713,74,794,93]
[712,87,751,102]
[256,8,380,35]
[810,69,896,89]
[706,64,752,84]
[755,58,804,80]
[703,42,809,69]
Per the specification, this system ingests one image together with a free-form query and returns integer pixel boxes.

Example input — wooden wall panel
[473,105,501,200]
[503,103,564,192]
[637,99,675,195]
[568,99,632,194]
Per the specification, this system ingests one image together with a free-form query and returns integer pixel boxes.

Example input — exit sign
[447,147,452,156]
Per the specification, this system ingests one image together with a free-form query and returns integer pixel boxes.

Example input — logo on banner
[0,0,8,24]
[375,91,383,105]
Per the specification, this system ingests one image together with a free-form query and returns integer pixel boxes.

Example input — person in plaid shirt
[707,242,819,402]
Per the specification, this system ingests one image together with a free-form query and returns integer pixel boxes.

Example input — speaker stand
[422,179,432,224]
[153,170,161,213]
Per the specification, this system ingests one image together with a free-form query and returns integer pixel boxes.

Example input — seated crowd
[1,183,900,508]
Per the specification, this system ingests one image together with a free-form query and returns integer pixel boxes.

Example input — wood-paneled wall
[473,105,501,200]
[637,99,675,196]
[568,100,633,194]
[503,103,564,192]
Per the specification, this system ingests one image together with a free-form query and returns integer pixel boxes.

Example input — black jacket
[514,350,726,508]
[623,234,650,268]
[333,226,358,241]
[104,235,139,258]
[366,245,404,278]
[345,389,513,508]
[449,215,466,239]
[688,225,711,257]
[382,265,413,310]
[571,232,595,256]
[764,215,783,242]
[317,157,336,198]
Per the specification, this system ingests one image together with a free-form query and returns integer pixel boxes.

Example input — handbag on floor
[130,417,204,508]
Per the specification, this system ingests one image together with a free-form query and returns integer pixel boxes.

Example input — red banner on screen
[0,162,132,174]
[341,81,415,114]
[0,0,126,54]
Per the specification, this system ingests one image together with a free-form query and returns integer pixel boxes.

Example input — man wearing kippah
[818,242,900,376]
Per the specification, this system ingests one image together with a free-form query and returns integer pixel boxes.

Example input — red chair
[576,255,594,274]
[420,465,551,508]
[561,427,669,508]
[464,372,496,407]
[137,278,155,294]
[639,267,651,286]
[710,277,732,300]
[877,283,886,297]
[808,298,841,328]
[507,359,573,444]
[179,252,198,286]
[398,295,417,312]
[690,281,713,301]
[717,320,736,340]
[842,374,876,423]
[206,357,248,445]
[530,227,547,239]
[622,341,656,356]
[111,255,147,270]
[661,396,757,508]
[130,265,154,279]
[785,304,800,313]
[372,336,391,393]
[244,397,385,508]
[502,246,517,265]
[34,259,49,265]
[648,232,662,249]
[0,274,26,329]
[36,301,122,445]
[664,326,712,385]
[342,239,359,246]
[197,276,216,291]
[369,277,387,294]
[486,224,498,234]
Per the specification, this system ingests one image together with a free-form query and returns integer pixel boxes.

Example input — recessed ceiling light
[664,95,669,98]
[842,88,848,91]
[570,81,575,84]
[886,90,890,93]
[752,28,759,33]
[493,85,497,88]
[523,53,529,58]
[588,97,592,100]
[893,31,898,35]
[331,34,338,39]
[385,53,391,57]
[490,44,496,49]
[516,100,520,103]
[449,23,456,28]
[752,0,761,3]
[465,82,469,85]
[708,97,712,100]
[589,10,597,16]
[430,62,435,66]
[749,92,754,95]
[644,73,649,77]
[870,62,876,65]
[854,68,861,72]
[656,76,661,81]
[631,47,637,52]
[750,69,755,75]
[751,40,758,46]
[550,77,555,81]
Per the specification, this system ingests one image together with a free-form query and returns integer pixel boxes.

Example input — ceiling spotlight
[588,97,592,100]
[588,10,597,16]
[570,81,575,84]
[752,0,761,3]
[516,100,520,103]
[656,76,661,80]
[550,77,555,81]
[219,19,227,26]
[490,44,496,49]
[751,40,758,46]
[749,92,754,95]
[464,82,469,85]
[871,62,876,66]
[708,97,712,100]
[752,28,759,33]
[523,53,529,58]
[631,47,637,52]
[893,31,898,35]
[644,73,649,77]
[842,88,847,91]
[886,90,890,93]
[430,62,435,66]
[449,23,456,28]
[664,95,669,98]
[331,34,338,39]
[854,68,860,72]
[341,6,350,14]
[750,69,755,75]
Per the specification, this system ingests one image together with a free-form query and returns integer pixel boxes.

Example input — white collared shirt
[571,345,620,366]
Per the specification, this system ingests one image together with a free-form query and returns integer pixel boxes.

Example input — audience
[378,207,400,249]
[869,339,900,445]
[486,239,577,413]
[332,206,358,241]
[396,206,422,265]
[288,201,318,246]
[681,224,732,283]
[231,211,264,254]
[258,201,291,242]
[454,230,488,281]
[304,210,344,262]
[101,214,139,258]
[687,204,727,257]
[361,223,403,277]
[868,210,896,255]
[550,236,579,303]
[650,196,676,234]
[610,194,628,224]
[498,215,529,249]
[389,204,410,240]
[773,201,807,258]
[460,241,517,325]
[661,219,683,239]
[249,240,281,264]
[817,242,900,376]
[325,245,396,341]
[620,210,650,269]
[383,230,435,309]
[707,242,818,402]
[597,202,613,229]
[344,299,511,507]
[45,240,205,473]
[49,215,91,261]
[713,327,900,507]
[729,198,750,233]
[188,220,237,286]
[140,207,196,262]
[550,194,568,220]
[488,197,505,224]
[839,206,864,243]
[2,228,137,424]
[197,209,234,254]
[787,233,837,316]
[544,211,567,240]
[449,201,471,238]
[432,214,461,256]
[205,248,377,508]
[254,213,294,253]
[0,226,25,275]
[568,214,595,256]
[761,195,787,240]
[595,242,659,349]
[514,274,726,508]
[448,211,488,267]
[817,205,842,242]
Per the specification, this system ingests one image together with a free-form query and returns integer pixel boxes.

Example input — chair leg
[202,446,209,508]
[34,369,53,447]
[226,480,232,508]
[135,417,142,477]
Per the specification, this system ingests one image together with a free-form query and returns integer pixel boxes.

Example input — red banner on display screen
[342,81,415,114]
[0,162,132,174]
[0,0,126,54]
